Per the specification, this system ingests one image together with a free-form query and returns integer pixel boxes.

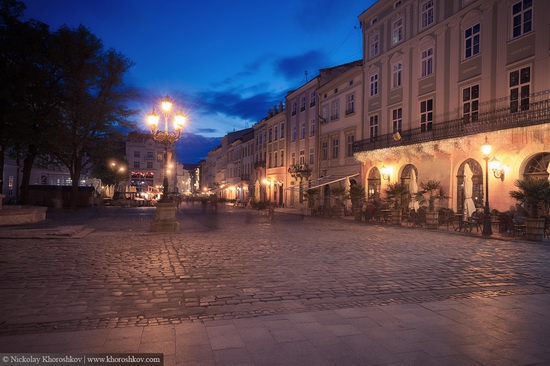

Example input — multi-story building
[253,118,268,201]
[285,78,320,208]
[317,60,364,209]
[354,0,549,213]
[126,132,177,198]
[264,103,287,206]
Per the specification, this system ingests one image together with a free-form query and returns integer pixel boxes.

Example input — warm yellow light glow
[262,179,269,185]
[161,96,172,112]
[118,167,125,173]
[380,165,392,180]
[147,109,160,128]
[488,157,500,171]
[481,136,492,156]
[174,110,186,130]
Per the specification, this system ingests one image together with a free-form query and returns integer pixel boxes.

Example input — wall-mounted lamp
[489,157,507,181]
[380,165,391,181]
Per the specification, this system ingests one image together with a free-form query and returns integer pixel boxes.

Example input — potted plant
[305,188,319,215]
[384,182,408,225]
[331,185,347,217]
[349,184,366,221]
[509,178,550,241]
[415,180,448,229]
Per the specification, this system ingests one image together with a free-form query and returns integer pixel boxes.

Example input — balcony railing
[353,90,550,153]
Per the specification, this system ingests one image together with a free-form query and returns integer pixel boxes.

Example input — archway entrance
[367,167,381,201]
[457,158,483,214]
[523,152,550,179]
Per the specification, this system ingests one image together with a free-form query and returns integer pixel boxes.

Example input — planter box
[525,218,545,241]
[426,211,439,229]
[390,209,402,225]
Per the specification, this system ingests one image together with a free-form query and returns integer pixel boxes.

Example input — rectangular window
[299,150,305,165]
[421,48,433,77]
[292,126,297,141]
[370,32,379,58]
[420,99,433,132]
[274,152,277,167]
[369,115,379,141]
[346,93,355,115]
[147,162,153,169]
[464,24,480,59]
[280,122,285,138]
[309,148,315,165]
[291,152,296,165]
[331,136,339,159]
[322,141,328,160]
[331,100,340,120]
[509,66,530,112]
[301,96,306,111]
[392,16,404,44]
[346,134,355,157]
[392,108,402,133]
[370,73,379,96]
[310,91,316,107]
[268,153,272,168]
[392,62,402,88]
[462,85,479,123]
[274,125,278,140]
[310,120,316,136]
[280,150,284,166]
[421,0,434,29]
[134,161,140,168]
[300,122,306,139]
[146,151,154,159]
[133,151,140,158]
[512,0,533,39]
[269,128,272,142]
[292,100,297,115]
[322,105,329,122]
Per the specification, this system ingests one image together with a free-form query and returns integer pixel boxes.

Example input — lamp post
[147,96,186,203]
[481,136,493,236]
[146,96,186,232]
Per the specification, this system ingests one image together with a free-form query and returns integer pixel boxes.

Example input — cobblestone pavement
[0,205,549,337]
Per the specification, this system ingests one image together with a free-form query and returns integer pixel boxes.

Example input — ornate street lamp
[481,136,493,236]
[147,96,186,203]
[146,96,186,232]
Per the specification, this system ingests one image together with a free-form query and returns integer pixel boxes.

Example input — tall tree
[48,25,137,207]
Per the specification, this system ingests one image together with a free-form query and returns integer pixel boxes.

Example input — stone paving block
[206,324,246,351]
[138,340,175,355]
[212,348,255,366]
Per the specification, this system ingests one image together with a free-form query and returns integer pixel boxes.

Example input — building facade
[126,132,177,198]
[354,0,550,213]
[285,78,319,208]
[317,60,364,210]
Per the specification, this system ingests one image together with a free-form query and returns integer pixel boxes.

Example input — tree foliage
[0,1,138,205]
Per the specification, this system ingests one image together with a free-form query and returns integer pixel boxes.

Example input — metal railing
[353,90,550,153]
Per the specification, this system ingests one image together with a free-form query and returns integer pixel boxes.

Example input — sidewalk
[1,293,549,365]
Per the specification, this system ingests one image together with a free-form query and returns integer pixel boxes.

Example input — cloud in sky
[273,50,326,82]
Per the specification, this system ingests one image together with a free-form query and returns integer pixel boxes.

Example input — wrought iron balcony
[353,90,550,153]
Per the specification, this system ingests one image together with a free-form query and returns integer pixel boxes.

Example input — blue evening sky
[23,0,374,134]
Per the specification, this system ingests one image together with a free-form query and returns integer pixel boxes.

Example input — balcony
[353,90,550,153]
[240,174,250,181]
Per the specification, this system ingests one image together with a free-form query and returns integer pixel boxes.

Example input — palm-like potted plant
[384,182,408,225]
[415,180,448,229]
[349,184,366,221]
[509,178,550,241]
[331,185,347,217]
[305,188,319,215]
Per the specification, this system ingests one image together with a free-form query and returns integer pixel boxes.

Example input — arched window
[457,159,483,213]
[523,153,550,180]
[368,167,381,200]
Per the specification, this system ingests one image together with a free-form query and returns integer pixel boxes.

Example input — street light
[146,96,186,232]
[147,95,186,203]
[481,136,493,236]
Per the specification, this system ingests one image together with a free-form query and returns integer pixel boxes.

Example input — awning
[285,173,359,190]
